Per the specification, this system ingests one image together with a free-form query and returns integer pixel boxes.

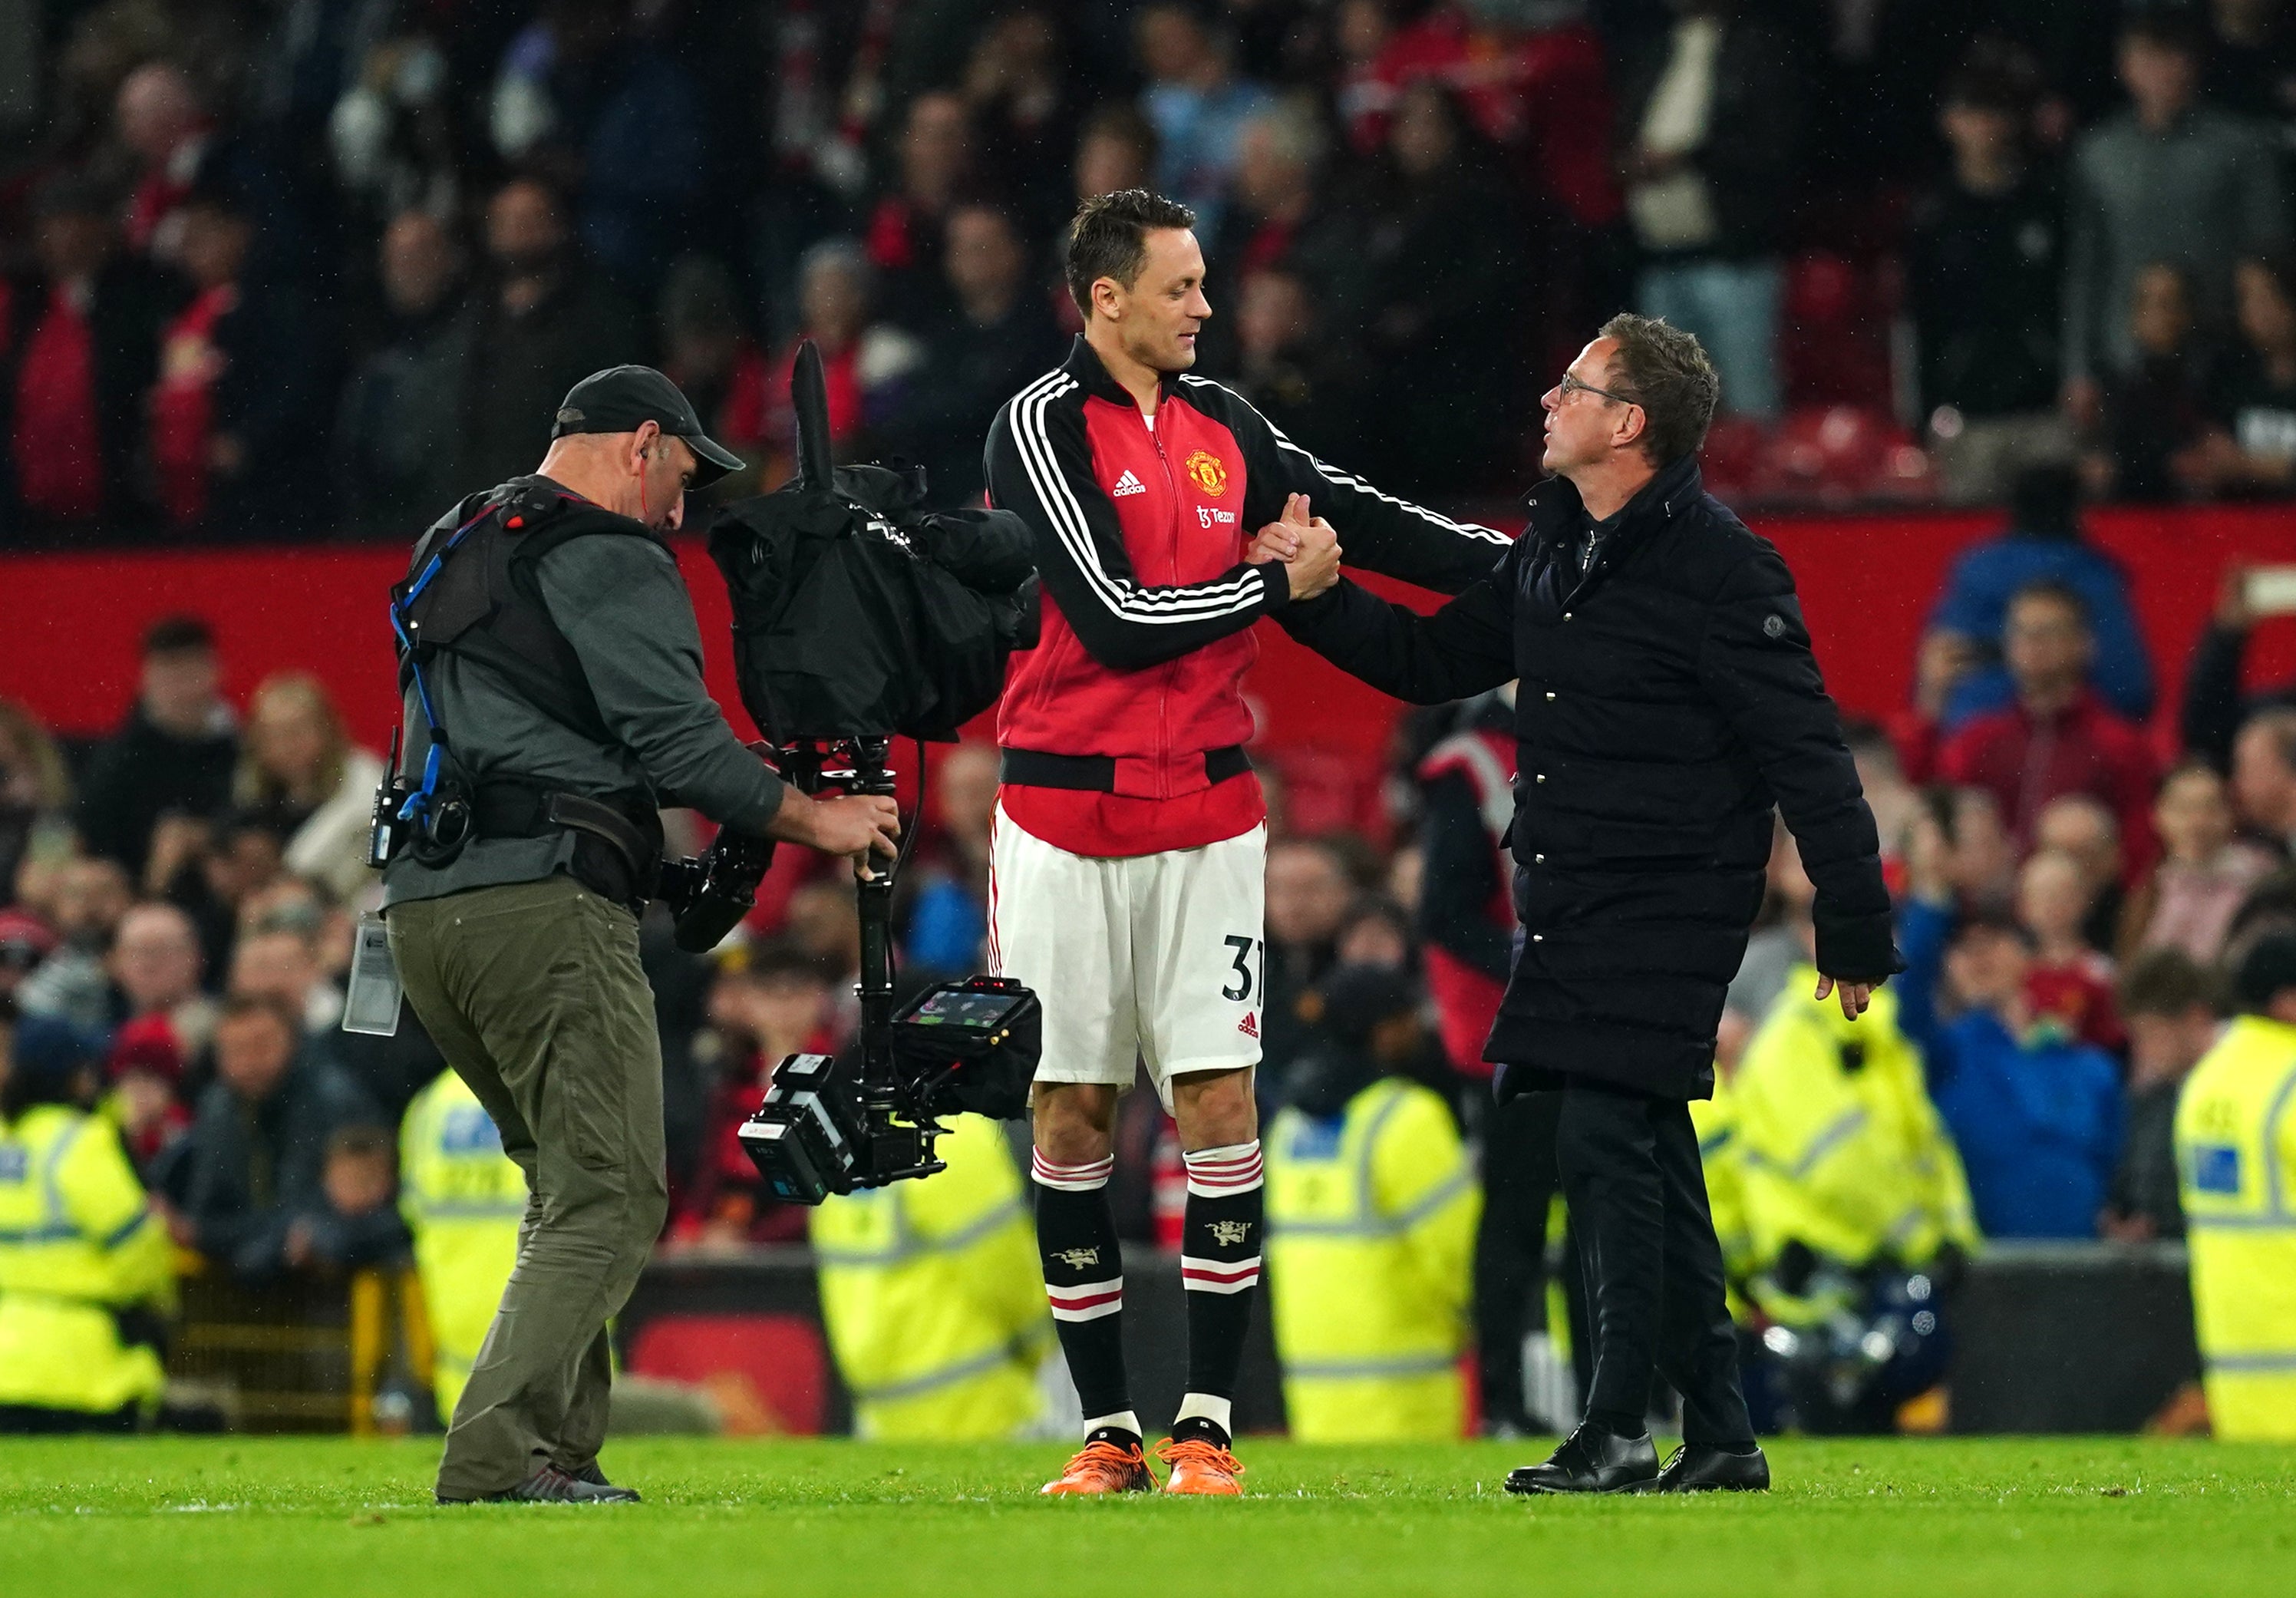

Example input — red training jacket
[985,336,1513,857]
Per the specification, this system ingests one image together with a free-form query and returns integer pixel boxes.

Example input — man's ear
[1090,276,1123,323]
[629,419,663,468]
[1614,403,1648,454]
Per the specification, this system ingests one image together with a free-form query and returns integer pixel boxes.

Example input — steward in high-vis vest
[1265,966,1479,1441]
[2175,933,2296,1441]
[0,1016,174,1431]
[811,1114,1051,1439]
[1730,962,1978,1326]
[399,1068,526,1422]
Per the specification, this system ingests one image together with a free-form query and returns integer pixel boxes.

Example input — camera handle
[775,735,946,1184]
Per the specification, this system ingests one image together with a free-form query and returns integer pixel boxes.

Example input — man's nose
[1540,385,1562,414]
[665,494,685,532]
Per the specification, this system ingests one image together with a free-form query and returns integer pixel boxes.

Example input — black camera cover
[706,342,1039,743]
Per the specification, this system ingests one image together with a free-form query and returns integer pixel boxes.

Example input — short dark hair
[143,613,215,657]
[1598,313,1720,465]
[216,991,300,1038]
[2235,930,2296,1012]
[1951,905,2036,951]
[1065,189,1196,315]
[2122,8,2208,58]
[328,1124,396,1164]
[2008,577,2090,630]
[2118,947,2223,1018]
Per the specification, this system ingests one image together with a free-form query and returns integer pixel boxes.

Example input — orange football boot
[1156,1437,1245,1495]
[1039,1439,1157,1495]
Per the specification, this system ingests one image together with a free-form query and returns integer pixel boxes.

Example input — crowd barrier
[7,507,2295,766]
[165,1257,431,1434]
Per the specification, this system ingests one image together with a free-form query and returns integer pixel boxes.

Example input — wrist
[1262,560,1295,611]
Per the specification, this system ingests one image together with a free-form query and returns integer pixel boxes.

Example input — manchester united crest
[1184,450,1229,497]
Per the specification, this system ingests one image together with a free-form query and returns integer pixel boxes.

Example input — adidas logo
[1112,470,1147,497]
[1237,1012,1259,1038]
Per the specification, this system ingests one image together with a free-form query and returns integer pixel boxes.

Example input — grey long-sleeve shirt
[2063,106,2289,381]
[381,506,784,908]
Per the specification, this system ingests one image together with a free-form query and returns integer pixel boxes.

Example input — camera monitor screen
[904,987,1028,1032]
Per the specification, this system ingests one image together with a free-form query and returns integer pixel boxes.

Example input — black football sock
[1174,1140,1265,1449]
[1032,1149,1137,1442]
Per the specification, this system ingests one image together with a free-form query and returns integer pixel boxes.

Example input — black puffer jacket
[1282,456,1898,1100]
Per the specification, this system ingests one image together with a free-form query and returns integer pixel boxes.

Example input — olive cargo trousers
[387,875,668,1498]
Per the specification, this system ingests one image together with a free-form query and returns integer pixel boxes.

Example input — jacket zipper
[1149,412,1179,798]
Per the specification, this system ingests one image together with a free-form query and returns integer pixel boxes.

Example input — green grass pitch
[2,1436,2293,1598]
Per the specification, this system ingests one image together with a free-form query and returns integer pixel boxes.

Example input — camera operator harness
[371,479,666,910]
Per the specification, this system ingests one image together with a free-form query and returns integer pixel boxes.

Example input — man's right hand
[770,790,901,871]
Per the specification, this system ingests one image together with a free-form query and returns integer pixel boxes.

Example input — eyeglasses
[1557,372,1638,408]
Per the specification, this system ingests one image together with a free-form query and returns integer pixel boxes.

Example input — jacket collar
[1062,334,1180,407]
[1520,452,1704,553]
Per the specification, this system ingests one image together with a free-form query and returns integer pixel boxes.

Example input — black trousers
[1472,1088,1591,1427]
[1553,1078,1753,1448]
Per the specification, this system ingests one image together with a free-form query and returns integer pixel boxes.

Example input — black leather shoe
[1503,1426,1661,1494]
[436,1468,642,1504]
[1655,1443,1770,1493]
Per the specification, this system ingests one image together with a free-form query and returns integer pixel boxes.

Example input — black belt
[470,781,662,906]
[998,745,1251,792]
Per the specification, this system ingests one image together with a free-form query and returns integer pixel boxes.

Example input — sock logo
[1236,1012,1259,1038]
[1112,470,1147,497]
[1207,1220,1254,1247]
[1050,1246,1102,1269]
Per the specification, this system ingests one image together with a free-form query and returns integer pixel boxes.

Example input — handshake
[1245,493,1342,602]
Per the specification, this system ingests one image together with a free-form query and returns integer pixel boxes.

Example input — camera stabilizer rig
[736,736,1040,1205]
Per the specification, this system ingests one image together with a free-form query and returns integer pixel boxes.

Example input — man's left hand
[1246,493,1314,563]
[1814,973,1873,1019]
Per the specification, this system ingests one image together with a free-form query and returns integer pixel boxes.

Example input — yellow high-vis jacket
[398,1070,526,1422]
[1730,967,1979,1324]
[1266,1076,1480,1441]
[0,1104,173,1418]
[811,1115,1049,1439]
[2176,1014,2296,1441]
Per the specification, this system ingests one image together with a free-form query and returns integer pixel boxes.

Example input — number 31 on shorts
[1221,935,1265,1002]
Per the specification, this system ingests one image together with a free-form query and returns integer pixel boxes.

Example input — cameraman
[383,365,898,1505]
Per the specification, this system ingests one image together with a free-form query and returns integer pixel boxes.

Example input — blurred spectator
[1938,579,2159,876]
[2184,566,2296,771]
[398,1066,526,1422]
[1135,2,1275,242]
[675,943,833,1248]
[326,31,461,228]
[1889,629,1981,784]
[1922,467,2152,731]
[156,993,374,1281]
[1229,266,1366,462]
[2184,253,2296,495]
[2037,793,2129,953]
[1616,0,1800,421]
[1348,78,1522,494]
[0,1011,175,1432]
[2061,12,2288,408]
[657,255,770,500]
[885,203,1065,508]
[1414,689,1516,1082]
[333,210,473,533]
[453,176,644,493]
[102,1013,193,1177]
[488,0,707,290]
[1262,836,1355,1080]
[2104,948,2224,1242]
[1915,783,2020,910]
[863,89,975,328]
[1212,102,1346,290]
[114,61,286,269]
[2080,261,2215,503]
[1334,896,1415,972]
[2203,0,2296,124]
[1908,45,2073,502]
[1264,962,1478,1441]
[233,673,385,904]
[77,615,236,880]
[17,859,131,1032]
[147,178,325,536]
[1898,821,2123,1240]
[3,172,173,537]
[760,240,919,483]
[2120,762,2278,963]
[2017,847,2123,1052]
[229,923,341,1035]
[958,5,1079,239]
[0,702,73,907]
[900,743,1000,975]
[280,1124,411,1274]
[2230,706,2296,853]
[1074,102,1160,203]
[0,911,55,1007]
[106,901,209,1041]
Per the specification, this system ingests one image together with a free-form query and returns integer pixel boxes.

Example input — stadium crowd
[5,0,2296,543]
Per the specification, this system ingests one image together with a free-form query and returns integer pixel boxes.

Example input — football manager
[381,366,899,1503]
[1273,315,1901,1494]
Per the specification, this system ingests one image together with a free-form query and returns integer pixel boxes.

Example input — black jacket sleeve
[1417,770,1513,982]
[984,388,1288,672]
[2181,623,2251,771]
[1695,546,1901,982]
[1188,376,1515,596]
[1278,545,1520,705]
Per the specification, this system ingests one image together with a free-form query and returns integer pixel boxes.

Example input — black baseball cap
[552,365,745,486]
